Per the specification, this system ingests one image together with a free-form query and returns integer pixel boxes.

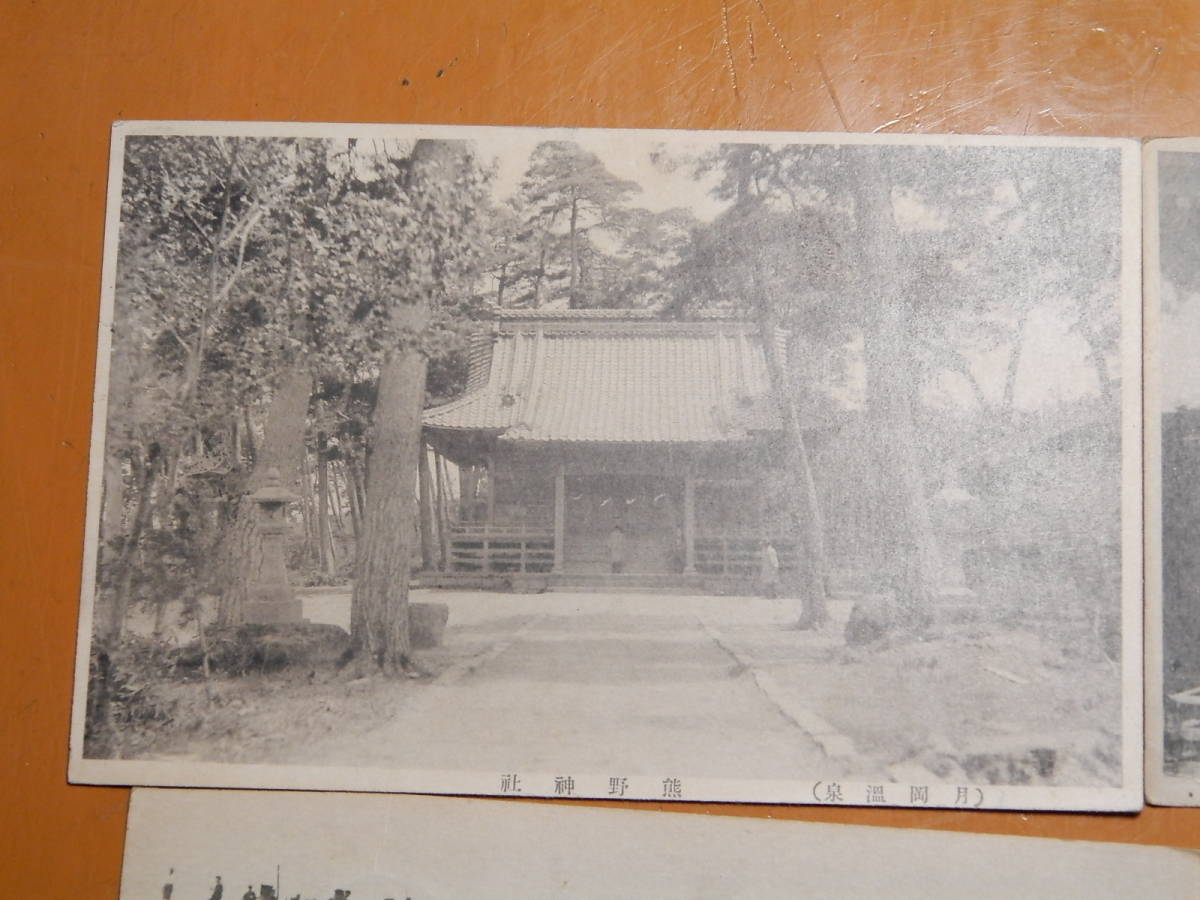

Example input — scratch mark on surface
[746,14,757,62]
[754,0,850,129]
[871,116,905,133]
[720,0,740,97]
[503,7,609,104]
[300,9,347,92]
[1139,43,1163,106]
[925,77,1025,131]
[873,78,945,133]
[1038,106,1066,129]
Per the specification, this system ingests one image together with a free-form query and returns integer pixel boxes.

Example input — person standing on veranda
[760,538,780,599]
[607,524,626,574]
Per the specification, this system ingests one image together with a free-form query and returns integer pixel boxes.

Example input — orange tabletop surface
[5,2,1200,895]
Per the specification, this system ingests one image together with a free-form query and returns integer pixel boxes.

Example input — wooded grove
[94,132,1126,672]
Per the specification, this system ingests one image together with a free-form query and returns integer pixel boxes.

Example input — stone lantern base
[245,583,304,625]
[242,466,304,626]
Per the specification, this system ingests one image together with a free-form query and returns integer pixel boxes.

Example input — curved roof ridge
[424,387,494,420]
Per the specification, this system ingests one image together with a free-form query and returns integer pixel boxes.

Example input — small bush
[84,636,179,759]
[177,623,350,676]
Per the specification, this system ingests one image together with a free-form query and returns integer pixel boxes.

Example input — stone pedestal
[930,464,980,604]
[410,602,450,648]
[244,467,304,626]
[244,588,304,625]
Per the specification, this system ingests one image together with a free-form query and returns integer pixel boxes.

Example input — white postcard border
[70,121,1145,812]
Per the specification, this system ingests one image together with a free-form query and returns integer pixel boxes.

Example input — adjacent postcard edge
[121,788,1200,900]
[1119,138,1146,806]
[1144,137,1200,805]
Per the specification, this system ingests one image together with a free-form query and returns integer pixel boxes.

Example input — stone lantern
[243,466,303,625]
[930,462,980,599]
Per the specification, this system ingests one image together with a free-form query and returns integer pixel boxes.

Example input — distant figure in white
[608,524,626,574]
[760,539,780,599]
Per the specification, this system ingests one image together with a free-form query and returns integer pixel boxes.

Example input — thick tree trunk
[348,137,462,674]
[417,441,437,570]
[850,154,940,629]
[349,305,427,674]
[864,303,940,627]
[758,316,830,629]
[218,363,313,625]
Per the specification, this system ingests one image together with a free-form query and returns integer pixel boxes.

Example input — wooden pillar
[417,440,436,571]
[459,465,478,521]
[553,462,566,573]
[756,477,767,541]
[485,456,495,573]
[435,453,450,571]
[485,455,495,525]
[683,473,696,575]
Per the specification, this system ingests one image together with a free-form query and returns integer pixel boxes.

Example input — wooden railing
[694,534,798,577]
[447,524,555,574]
[446,524,798,579]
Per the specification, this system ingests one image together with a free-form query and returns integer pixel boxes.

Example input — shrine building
[421,308,802,589]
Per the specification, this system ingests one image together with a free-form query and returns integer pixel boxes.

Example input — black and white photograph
[1146,139,1200,805]
[70,123,1141,809]
[120,788,1199,900]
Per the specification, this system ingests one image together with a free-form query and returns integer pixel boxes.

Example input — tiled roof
[424,315,783,443]
[481,306,743,321]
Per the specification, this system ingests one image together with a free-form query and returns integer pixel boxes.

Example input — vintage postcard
[121,788,1197,899]
[70,122,1141,810]
[1146,138,1200,805]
